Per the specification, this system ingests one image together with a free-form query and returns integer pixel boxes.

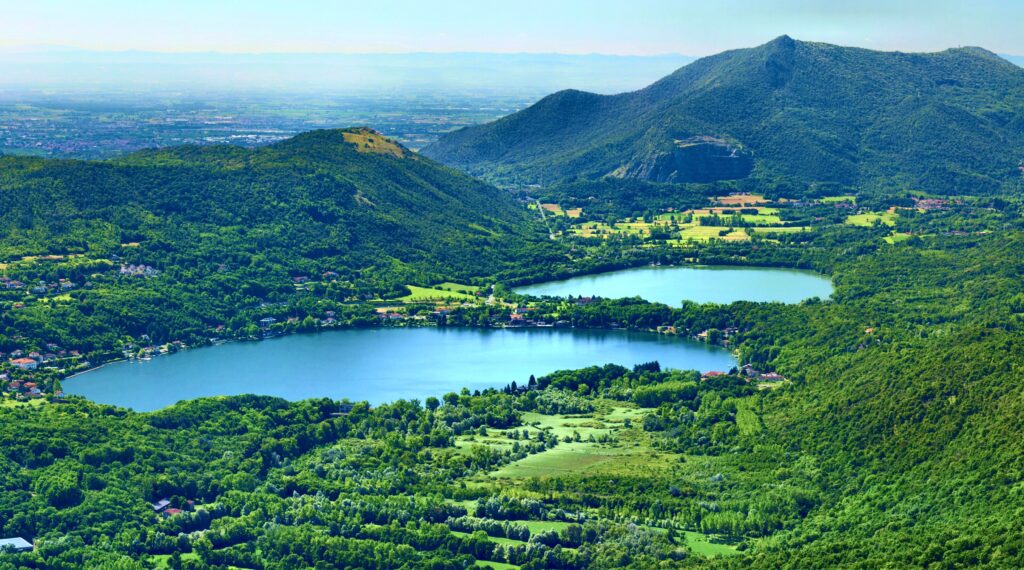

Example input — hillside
[0,127,540,284]
[423,36,1024,195]
[0,128,563,351]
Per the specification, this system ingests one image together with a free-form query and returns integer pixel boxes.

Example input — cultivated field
[451,404,740,558]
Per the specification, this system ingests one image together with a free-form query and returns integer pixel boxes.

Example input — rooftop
[0,537,32,551]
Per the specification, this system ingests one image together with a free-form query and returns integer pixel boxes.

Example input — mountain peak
[277,128,410,158]
[766,34,796,47]
[422,38,1024,193]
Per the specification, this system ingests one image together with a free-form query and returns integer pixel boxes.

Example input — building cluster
[122,339,188,360]
[119,264,160,277]
[0,276,25,290]
[1,344,82,401]
[152,497,195,518]
[2,345,80,369]
[700,365,786,384]
[695,327,740,345]
[913,197,951,210]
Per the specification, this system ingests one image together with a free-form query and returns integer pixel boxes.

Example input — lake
[64,328,734,412]
[514,265,833,305]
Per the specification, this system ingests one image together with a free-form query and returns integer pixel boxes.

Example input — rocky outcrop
[613,136,753,183]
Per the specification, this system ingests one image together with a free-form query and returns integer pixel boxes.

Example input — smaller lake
[64,328,734,412]
[514,265,833,306]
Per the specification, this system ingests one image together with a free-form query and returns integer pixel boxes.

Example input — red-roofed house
[9,358,37,371]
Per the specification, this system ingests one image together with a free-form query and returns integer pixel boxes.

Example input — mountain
[423,36,1024,195]
[0,128,541,288]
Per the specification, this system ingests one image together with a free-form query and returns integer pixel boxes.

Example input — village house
[9,357,37,371]
[258,317,277,329]
[151,499,171,513]
[702,371,726,380]
[335,399,356,413]
[0,537,33,553]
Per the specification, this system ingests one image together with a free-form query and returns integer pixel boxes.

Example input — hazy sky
[1,0,1022,55]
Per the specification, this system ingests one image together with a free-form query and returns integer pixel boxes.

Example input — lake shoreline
[63,326,737,411]
[61,261,827,393]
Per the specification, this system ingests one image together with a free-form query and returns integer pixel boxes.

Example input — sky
[1,0,1022,56]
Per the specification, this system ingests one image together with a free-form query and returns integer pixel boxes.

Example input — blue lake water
[514,265,833,305]
[65,327,735,412]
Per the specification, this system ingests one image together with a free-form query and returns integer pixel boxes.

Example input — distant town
[0,90,536,158]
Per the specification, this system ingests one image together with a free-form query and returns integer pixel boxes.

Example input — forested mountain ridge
[0,127,544,284]
[423,36,1024,195]
[0,127,569,352]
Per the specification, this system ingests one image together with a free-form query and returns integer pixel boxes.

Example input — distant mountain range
[423,36,1024,196]
[0,49,693,95]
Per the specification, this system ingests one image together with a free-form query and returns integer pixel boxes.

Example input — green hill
[0,128,559,350]
[0,127,539,284]
[423,36,1024,195]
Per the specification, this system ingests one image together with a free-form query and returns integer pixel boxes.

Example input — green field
[0,397,47,409]
[490,409,685,479]
[475,561,519,570]
[151,552,201,569]
[569,204,804,244]
[820,195,857,203]
[683,531,739,557]
[395,283,479,302]
[845,211,897,227]
[436,282,481,293]
[884,232,913,244]
[749,226,810,234]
